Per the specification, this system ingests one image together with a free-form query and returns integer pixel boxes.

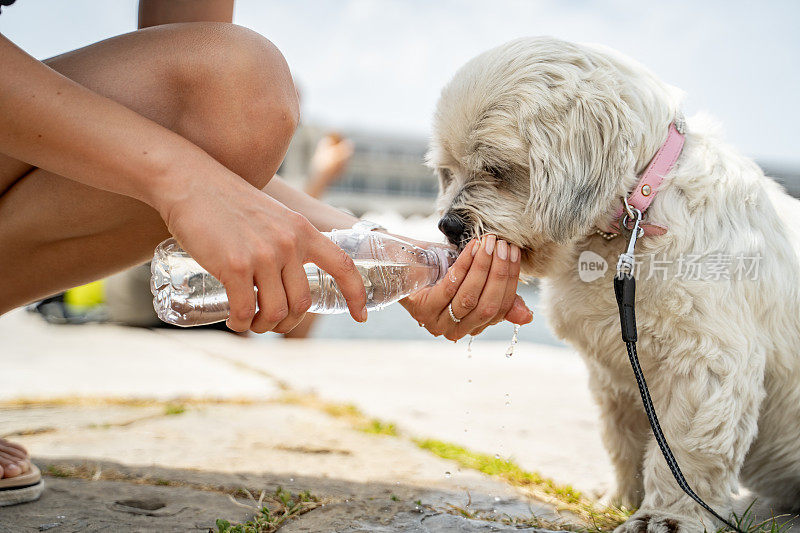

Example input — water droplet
[444,471,451,478]
[467,379,472,384]
[289,477,294,482]
[466,335,474,358]
[494,496,501,502]
[505,324,520,358]
[494,453,500,459]
[504,393,511,406]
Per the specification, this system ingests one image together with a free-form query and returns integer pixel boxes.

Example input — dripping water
[505,324,519,358]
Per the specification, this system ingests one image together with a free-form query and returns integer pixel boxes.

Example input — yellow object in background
[64,280,105,309]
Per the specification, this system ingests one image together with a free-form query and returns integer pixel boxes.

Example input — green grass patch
[414,438,581,503]
[215,487,322,533]
[719,499,795,533]
[413,438,631,531]
[320,402,361,419]
[43,465,72,478]
[359,419,398,436]
[164,403,186,416]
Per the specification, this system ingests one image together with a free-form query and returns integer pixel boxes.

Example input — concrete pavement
[1,309,796,531]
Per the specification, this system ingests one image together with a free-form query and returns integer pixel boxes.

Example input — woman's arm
[0,33,206,213]
[262,175,359,232]
[264,176,437,249]
[0,32,367,331]
[138,0,235,29]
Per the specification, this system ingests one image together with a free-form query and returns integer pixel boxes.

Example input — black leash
[613,206,745,533]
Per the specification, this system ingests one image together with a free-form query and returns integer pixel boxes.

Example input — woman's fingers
[403,235,531,341]
[487,243,522,329]
[447,235,496,322]
[251,264,289,334]
[468,243,520,336]
[273,262,312,333]
[222,268,257,332]
[418,238,478,316]
[405,237,478,336]
[458,238,511,334]
[505,294,533,325]
[306,231,367,323]
[434,235,496,340]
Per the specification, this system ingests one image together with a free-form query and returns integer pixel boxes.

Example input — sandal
[0,463,44,507]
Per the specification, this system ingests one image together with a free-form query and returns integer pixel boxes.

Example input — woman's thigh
[0,23,293,313]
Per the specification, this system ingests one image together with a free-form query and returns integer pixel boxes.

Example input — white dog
[430,36,800,532]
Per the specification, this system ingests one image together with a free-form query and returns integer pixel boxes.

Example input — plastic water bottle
[150,229,457,327]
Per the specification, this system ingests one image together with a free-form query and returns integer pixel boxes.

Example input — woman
[0,0,531,505]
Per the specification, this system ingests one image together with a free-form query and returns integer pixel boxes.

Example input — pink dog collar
[599,119,685,237]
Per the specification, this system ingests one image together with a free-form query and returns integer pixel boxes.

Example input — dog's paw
[613,510,704,533]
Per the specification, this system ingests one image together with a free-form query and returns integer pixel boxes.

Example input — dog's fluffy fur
[430,36,800,532]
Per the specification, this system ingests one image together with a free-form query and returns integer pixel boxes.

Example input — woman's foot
[0,438,30,478]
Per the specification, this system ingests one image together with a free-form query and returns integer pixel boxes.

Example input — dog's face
[430,37,674,277]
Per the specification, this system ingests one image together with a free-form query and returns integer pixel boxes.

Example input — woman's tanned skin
[0,0,531,480]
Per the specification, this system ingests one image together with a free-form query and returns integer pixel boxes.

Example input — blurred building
[280,125,439,217]
[760,161,800,198]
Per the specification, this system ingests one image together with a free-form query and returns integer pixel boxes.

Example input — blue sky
[2,0,798,164]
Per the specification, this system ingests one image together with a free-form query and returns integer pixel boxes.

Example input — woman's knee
[171,23,300,187]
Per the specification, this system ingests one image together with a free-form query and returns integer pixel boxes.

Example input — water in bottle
[151,229,457,327]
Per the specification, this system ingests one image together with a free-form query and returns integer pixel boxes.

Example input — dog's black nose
[438,214,466,245]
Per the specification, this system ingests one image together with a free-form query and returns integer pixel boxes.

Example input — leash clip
[616,200,643,278]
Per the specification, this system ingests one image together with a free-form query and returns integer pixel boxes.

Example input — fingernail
[510,245,520,263]
[471,239,480,256]
[360,307,368,322]
[484,235,496,255]
[497,240,508,260]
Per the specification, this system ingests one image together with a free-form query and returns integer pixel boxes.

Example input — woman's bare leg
[0,22,298,314]
[0,23,298,479]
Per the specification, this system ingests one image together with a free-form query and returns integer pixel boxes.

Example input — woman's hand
[400,235,532,341]
[161,170,367,333]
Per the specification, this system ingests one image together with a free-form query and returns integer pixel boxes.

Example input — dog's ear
[524,88,636,243]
